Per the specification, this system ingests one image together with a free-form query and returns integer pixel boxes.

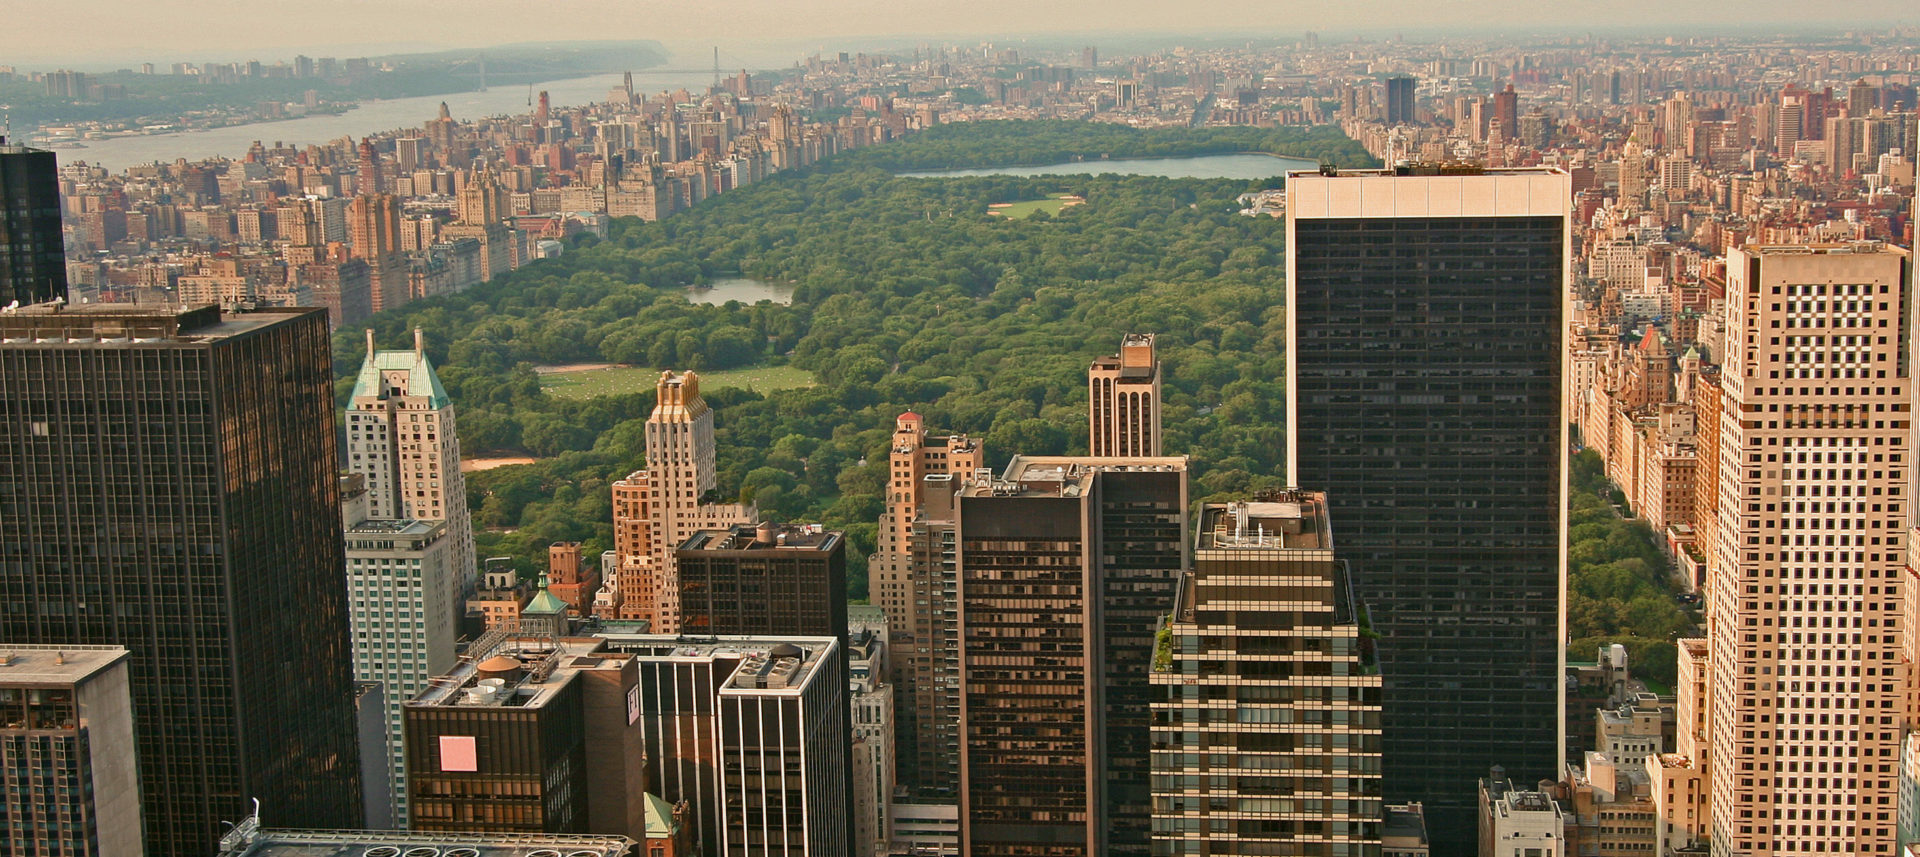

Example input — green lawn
[988,193,1085,219]
[539,364,817,400]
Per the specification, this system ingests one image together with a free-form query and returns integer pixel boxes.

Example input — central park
[338,119,1693,680]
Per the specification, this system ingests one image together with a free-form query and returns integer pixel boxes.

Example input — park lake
[684,277,795,306]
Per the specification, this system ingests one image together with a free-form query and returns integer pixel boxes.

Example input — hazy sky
[9,0,1916,66]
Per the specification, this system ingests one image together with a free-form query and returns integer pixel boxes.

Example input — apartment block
[1149,492,1384,856]
[869,412,980,801]
[0,645,140,857]
[604,371,755,628]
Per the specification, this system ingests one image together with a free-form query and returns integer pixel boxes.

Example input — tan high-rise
[345,328,477,627]
[605,371,754,630]
[1089,333,1162,457]
[349,193,406,314]
[1702,242,1913,856]
[870,412,982,800]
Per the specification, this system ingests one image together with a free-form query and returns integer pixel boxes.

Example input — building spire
[365,328,375,357]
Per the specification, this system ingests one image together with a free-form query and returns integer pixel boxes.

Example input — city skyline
[9,6,1920,66]
[1,13,1915,855]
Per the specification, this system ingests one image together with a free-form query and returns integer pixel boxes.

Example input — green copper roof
[350,345,451,408]
[644,792,679,835]
[523,573,568,616]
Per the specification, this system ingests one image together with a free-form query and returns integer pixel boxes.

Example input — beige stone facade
[1703,243,1913,855]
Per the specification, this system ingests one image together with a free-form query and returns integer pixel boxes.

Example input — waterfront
[896,152,1320,180]
[65,69,718,171]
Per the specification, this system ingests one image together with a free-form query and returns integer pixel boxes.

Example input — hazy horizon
[7,1,1917,68]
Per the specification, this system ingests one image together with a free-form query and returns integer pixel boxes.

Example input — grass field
[988,193,1085,219]
[538,364,817,400]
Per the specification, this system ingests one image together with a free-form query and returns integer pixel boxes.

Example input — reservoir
[896,152,1320,181]
[64,69,718,172]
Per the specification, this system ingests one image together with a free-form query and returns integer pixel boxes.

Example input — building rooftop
[962,455,1187,500]
[1382,802,1428,845]
[0,303,319,345]
[1743,241,1907,256]
[1196,490,1330,552]
[407,634,628,711]
[0,645,129,687]
[1288,164,1569,179]
[345,518,444,537]
[1484,777,1563,817]
[1089,332,1158,379]
[1654,753,1699,771]
[349,330,451,408]
[217,828,633,857]
[591,633,840,696]
[678,522,841,552]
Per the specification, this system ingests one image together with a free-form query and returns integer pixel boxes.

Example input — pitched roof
[350,347,452,408]
[523,574,569,616]
[644,792,680,836]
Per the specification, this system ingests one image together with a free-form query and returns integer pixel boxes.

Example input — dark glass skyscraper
[955,456,1188,857]
[0,303,362,855]
[1285,166,1569,848]
[1385,75,1416,126]
[0,143,69,306]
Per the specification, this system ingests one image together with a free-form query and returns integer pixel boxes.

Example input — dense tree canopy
[337,120,1356,596]
[1565,449,1698,688]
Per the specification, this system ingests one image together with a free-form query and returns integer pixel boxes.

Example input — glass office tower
[1286,166,1569,847]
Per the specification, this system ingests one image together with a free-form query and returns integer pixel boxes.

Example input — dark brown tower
[956,456,1188,857]
[0,303,363,855]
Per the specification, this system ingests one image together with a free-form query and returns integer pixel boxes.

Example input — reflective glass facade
[0,146,67,307]
[1290,204,1565,842]
[955,458,1187,857]
[0,305,362,856]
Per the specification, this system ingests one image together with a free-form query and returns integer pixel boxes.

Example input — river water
[896,152,1319,181]
[64,69,719,172]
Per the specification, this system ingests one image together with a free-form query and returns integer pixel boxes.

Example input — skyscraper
[955,455,1188,857]
[606,371,755,629]
[1089,333,1164,457]
[869,412,982,800]
[1286,166,1570,844]
[1702,243,1911,857]
[1386,75,1417,126]
[0,303,363,854]
[1493,84,1520,141]
[1150,493,1384,856]
[348,193,406,314]
[0,142,69,307]
[345,328,477,628]
[340,473,459,828]
[594,633,852,856]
